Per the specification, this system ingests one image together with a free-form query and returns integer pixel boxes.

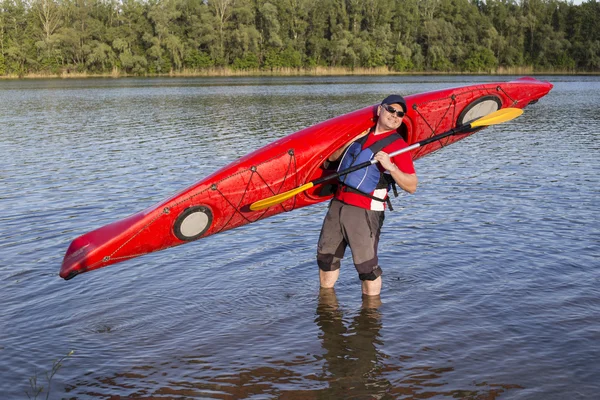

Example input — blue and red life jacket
[337,131,402,206]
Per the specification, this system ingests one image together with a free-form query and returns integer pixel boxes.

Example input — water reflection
[315,289,390,398]
[314,289,524,399]
[64,289,524,398]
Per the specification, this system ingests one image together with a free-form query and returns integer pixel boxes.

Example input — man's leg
[362,276,382,296]
[341,205,384,296]
[320,269,340,288]
[317,200,346,289]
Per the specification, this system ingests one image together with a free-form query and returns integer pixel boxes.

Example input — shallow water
[0,76,598,399]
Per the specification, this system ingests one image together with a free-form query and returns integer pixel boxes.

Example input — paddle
[249,107,523,211]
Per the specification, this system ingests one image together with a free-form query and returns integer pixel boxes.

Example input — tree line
[1,0,599,77]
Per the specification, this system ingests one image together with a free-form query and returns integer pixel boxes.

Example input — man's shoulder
[368,130,405,147]
[384,134,408,150]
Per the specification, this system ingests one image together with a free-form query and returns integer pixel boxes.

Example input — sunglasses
[382,103,405,117]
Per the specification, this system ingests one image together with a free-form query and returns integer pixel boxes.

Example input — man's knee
[358,266,383,281]
[317,253,341,271]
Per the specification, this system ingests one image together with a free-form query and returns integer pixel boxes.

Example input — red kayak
[60,77,553,280]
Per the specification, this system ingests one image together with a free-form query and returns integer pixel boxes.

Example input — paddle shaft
[248,108,522,211]
[312,125,468,186]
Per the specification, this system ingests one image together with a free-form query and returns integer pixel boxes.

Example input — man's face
[377,103,405,132]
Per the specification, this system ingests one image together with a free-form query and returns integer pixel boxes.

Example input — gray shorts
[317,199,384,281]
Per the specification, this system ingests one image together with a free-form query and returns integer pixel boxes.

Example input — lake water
[0,75,598,399]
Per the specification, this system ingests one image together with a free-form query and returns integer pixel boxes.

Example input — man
[317,95,418,297]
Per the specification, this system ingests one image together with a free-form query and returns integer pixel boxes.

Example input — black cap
[381,95,407,112]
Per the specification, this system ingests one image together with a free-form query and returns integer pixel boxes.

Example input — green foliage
[0,0,599,75]
[392,43,414,72]
[184,49,214,69]
[365,47,387,68]
[87,42,117,72]
[462,46,498,72]
[232,52,259,70]
[118,53,148,75]
[280,47,303,68]
[262,47,302,69]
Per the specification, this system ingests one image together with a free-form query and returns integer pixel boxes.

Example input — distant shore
[1,66,598,79]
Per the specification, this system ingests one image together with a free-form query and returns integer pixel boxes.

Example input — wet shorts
[316,199,384,281]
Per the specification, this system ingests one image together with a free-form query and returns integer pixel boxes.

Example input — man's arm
[373,151,418,194]
[326,130,370,163]
[327,144,350,162]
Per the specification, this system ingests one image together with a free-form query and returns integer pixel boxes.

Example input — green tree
[87,41,116,71]
[304,0,330,66]
[0,52,5,74]
[232,52,259,69]
[257,1,283,49]
[209,0,235,64]
[462,45,498,71]
[392,43,413,71]
[32,0,62,70]
[421,18,458,70]
[147,0,183,72]
[226,0,259,65]
[3,0,32,75]
[179,0,216,68]
[280,0,310,50]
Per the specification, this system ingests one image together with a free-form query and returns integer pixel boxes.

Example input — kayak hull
[60,77,552,280]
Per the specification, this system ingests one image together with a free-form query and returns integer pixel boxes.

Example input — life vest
[337,131,402,206]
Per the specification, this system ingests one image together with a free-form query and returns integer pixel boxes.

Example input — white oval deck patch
[179,211,210,238]
[173,206,213,241]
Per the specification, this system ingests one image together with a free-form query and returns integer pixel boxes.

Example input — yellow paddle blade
[250,182,315,211]
[470,107,523,128]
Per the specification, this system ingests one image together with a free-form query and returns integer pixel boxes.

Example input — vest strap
[341,185,394,211]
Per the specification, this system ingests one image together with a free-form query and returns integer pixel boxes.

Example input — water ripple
[1,76,598,399]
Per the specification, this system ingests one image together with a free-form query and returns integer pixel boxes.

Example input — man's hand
[374,151,397,172]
